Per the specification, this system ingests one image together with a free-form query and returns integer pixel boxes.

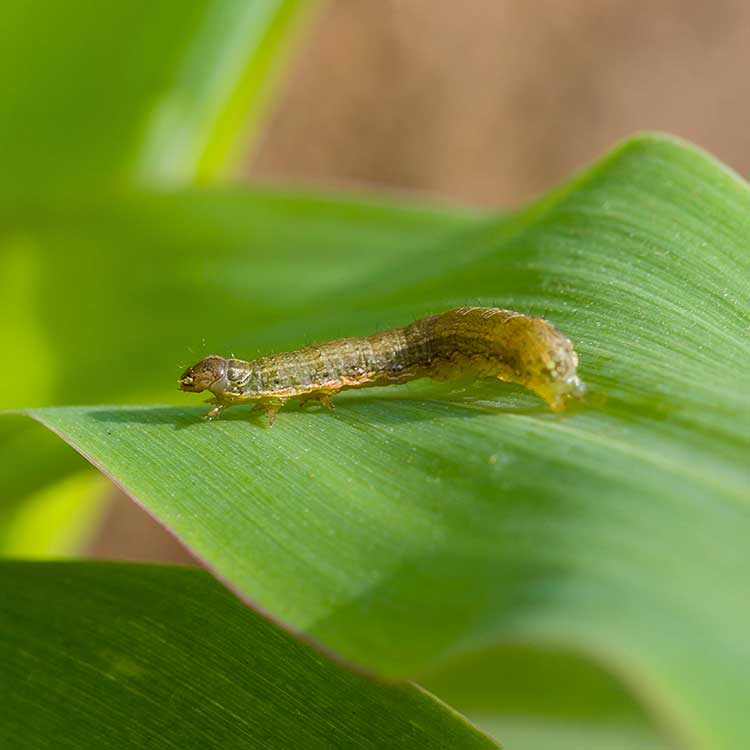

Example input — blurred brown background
[253,0,750,207]
[91,0,750,562]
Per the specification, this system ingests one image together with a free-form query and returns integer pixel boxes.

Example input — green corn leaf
[0,560,497,749]
[0,0,317,190]
[5,134,749,748]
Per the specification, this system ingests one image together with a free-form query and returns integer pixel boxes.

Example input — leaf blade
[5,134,750,748]
[0,560,497,750]
[0,0,318,189]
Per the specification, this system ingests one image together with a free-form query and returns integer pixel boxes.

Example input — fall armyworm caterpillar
[179,307,585,426]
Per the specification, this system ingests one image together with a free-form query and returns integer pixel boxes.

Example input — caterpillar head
[179,356,227,393]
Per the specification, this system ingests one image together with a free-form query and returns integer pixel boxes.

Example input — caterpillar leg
[298,393,336,411]
[318,394,335,411]
[203,401,226,420]
[253,399,287,428]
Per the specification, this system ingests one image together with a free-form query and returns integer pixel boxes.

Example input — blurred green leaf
[423,644,668,749]
[0,190,475,549]
[0,471,107,557]
[0,418,97,555]
[0,0,320,556]
[0,0,316,190]
[0,560,497,749]
[136,0,319,184]
[470,717,665,750]
[7,135,750,748]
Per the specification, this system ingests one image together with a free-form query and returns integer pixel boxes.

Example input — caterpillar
[179,306,585,426]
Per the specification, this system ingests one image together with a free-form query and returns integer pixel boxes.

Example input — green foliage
[0,0,322,547]
[0,0,313,188]
[1,2,748,749]
[0,561,496,749]
[8,135,749,750]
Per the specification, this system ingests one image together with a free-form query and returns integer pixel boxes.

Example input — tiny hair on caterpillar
[179,307,585,427]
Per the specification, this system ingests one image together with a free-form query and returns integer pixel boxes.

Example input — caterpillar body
[179,307,585,426]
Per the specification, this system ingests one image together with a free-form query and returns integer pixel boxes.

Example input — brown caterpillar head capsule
[179,356,227,393]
